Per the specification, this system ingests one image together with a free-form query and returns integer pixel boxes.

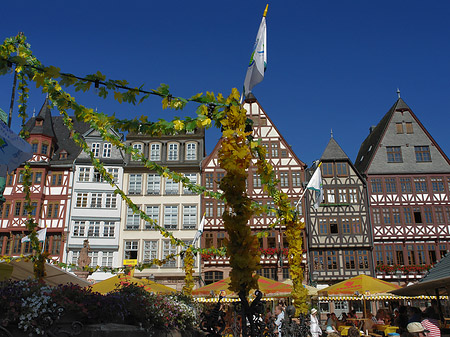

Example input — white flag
[307,166,324,210]
[21,228,47,243]
[193,215,206,245]
[243,5,268,97]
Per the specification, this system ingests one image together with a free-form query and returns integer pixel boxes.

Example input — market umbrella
[318,274,400,296]
[283,279,318,296]
[89,274,175,294]
[192,276,292,297]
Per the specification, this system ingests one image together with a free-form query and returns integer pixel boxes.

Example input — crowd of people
[307,303,442,337]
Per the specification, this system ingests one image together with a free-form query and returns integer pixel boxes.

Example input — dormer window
[91,143,100,158]
[35,119,43,126]
[167,143,179,161]
[31,142,38,153]
[41,143,48,155]
[59,151,68,160]
[150,143,161,161]
[185,142,197,160]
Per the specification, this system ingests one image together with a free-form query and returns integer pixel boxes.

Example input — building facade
[355,97,450,283]
[119,129,205,290]
[65,128,125,282]
[201,95,307,284]
[0,99,89,260]
[306,136,374,286]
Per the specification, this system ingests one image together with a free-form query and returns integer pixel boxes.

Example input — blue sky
[1,1,449,167]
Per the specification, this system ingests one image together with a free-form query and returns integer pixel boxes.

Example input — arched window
[185,142,197,160]
[149,143,161,161]
[167,143,179,161]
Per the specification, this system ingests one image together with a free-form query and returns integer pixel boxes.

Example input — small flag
[193,214,206,245]
[21,228,47,243]
[243,4,268,97]
[307,164,324,209]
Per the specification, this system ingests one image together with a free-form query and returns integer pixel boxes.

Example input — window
[165,178,178,195]
[31,142,39,153]
[87,221,100,237]
[371,178,383,193]
[400,178,412,193]
[132,143,143,154]
[428,245,437,264]
[149,143,161,161]
[105,193,116,208]
[351,218,361,234]
[327,251,338,270]
[103,222,115,237]
[329,218,338,234]
[128,174,142,194]
[143,241,158,263]
[386,245,394,265]
[47,203,59,218]
[90,193,102,208]
[404,207,412,224]
[59,151,67,160]
[281,150,288,158]
[102,143,112,158]
[164,205,178,229]
[204,271,223,285]
[313,251,325,271]
[271,143,279,157]
[435,207,444,223]
[92,169,103,182]
[124,241,138,259]
[413,208,422,223]
[34,172,42,184]
[319,218,328,234]
[393,208,401,224]
[424,207,433,223]
[183,205,197,229]
[358,250,369,269]
[51,173,63,186]
[372,208,381,225]
[216,173,224,186]
[183,173,197,194]
[344,251,356,269]
[349,189,357,203]
[30,202,37,216]
[406,245,416,265]
[205,233,213,249]
[386,146,402,163]
[126,206,140,230]
[167,143,179,161]
[375,246,383,265]
[417,245,426,265]
[91,143,100,157]
[292,171,301,187]
[217,232,226,248]
[102,252,113,267]
[383,208,391,224]
[14,202,21,217]
[76,193,88,208]
[431,178,444,192]
[440,244,448,259]
[145,206,159,230]
[205,201,213,217]
[326,189,335,203]
[406,122,413,134]
[147,174,161,195]
[162,241,177,267]
[322,163,333,176]
[414,178,427,192]
[385,178,397,193]
[217,202,225,217]
[185,142,197,160]
[396,123,403,134]
[253,172,262,188]
[41,143,48,155]
[396,245,404,265]
[205,173,214,189]
[1,203,10,219]
[336,163,348,176]
[107,168,119,183]
[78,167,90,182]
[415,146,431,162]
[341,218,350,234]
[71,251,80,266]
[338,189,347,203]
[280,172,289,187]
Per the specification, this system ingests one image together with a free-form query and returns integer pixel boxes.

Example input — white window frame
[90,193,103,208]
[102,251,113,267]
[145,205,159,230]
[124,241,138,259]
[102,143,112,158]
[183,205,197,230]
[167,143,179,161]
[126,206,140,230]
[162,240,177,268]
[165,178,179,195]
[183,173,197,194]
[164,205,178,229]
[128,174,142,194]
[149,143,161,161]
[87,221,100,237]
[76,193,88,208]
[105,193,117,208]
[73,221,86,237]
[185,142,197,160]
[103,221,115,237]
[147,174,161,195]
[143,240,158,263]
[91,143,100,158]
[78,167,90,182]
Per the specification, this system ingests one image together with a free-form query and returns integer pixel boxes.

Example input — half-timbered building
[201,94,307,284]
[65,128,125,282]
[355,97,450,283]
[119,128,205,290]
[0,98,89,260]
[306,136,374,286]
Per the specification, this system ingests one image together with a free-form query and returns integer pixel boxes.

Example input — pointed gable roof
[27,97,56,139]
[321,137,349,161]
[355,97,450,175]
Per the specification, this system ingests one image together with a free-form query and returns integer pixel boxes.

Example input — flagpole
[295,162,322,208]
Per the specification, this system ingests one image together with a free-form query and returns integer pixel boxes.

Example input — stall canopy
[193,276,293,297]
[89,274,176,294]
[0,260,90,287]
[318,274,401,296]
[391,252,450,297]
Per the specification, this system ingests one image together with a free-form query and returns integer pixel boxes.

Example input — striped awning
[318,295,448,301]
[196,297,277,303]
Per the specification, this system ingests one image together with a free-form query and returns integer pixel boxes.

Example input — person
[421,308,441,337]
[325,325,339,335]
[275,305,285,337]
[408,307,422,323]
[405,322,430,337]
[327,313,338,329]
[396,306,409,335]
[310,308,322,337]
[340,313,349,325]
[348,326,360,337]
